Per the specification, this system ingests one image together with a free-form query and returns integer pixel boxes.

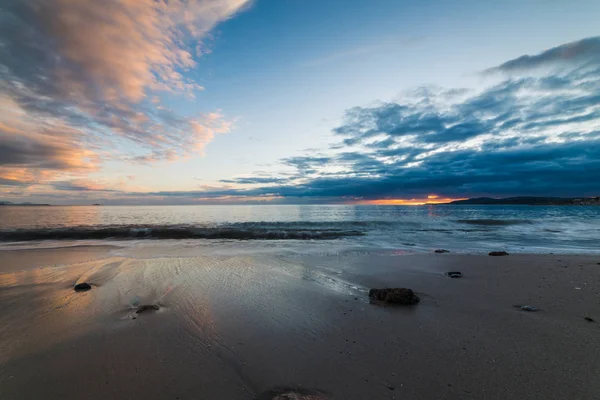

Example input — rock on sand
[369,288,420,305]
[74,282,91,292]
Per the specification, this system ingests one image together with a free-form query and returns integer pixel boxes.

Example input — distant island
[444,196,600,206]
[0,201,51,206]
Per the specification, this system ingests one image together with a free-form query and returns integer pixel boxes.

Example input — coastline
[1,248,599,399]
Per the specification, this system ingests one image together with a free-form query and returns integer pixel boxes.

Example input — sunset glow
[355,197,468,206]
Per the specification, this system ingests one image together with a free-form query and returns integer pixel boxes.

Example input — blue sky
[1,0,599,204]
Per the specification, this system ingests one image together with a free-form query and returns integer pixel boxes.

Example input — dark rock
[584,317,594,322]
[445,271,463,278]
[74,282,91,292]
[435,249,450,253]
[520,305,538,312]
[489,251,509,256]
[135,304,160,314]
[513,305,538,312]
[369,288,420,305]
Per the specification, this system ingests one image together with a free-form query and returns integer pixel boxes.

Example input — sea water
[0,204,599,254]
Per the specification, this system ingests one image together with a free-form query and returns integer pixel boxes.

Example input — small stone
[513,305,538,312]
[521,305,538,312]
[74,282,92,292]
[445,271,463,278]
[489,251,509,256]
[435,249,450,253]
[584,317,594,322]
[387,386,395,391]
[136,304,160,314]
[369,288,420,305]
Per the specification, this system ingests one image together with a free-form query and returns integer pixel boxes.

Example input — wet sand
[0,248,599,399]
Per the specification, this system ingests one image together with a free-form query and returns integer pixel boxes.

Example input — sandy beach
[1,247,599,400]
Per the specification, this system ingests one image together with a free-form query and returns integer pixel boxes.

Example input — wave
[0,224,365,241]
[455,219,534,226]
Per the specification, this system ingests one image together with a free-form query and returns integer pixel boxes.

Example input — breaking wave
[0,224,365,241]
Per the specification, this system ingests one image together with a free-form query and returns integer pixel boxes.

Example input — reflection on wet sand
[1,249,600,400]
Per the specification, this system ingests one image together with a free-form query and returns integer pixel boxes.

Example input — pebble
[74,282,92,292]
[514,305,538,312]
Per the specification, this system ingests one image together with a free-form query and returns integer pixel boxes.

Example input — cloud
[0,95,97,186]
[485,36,600,74]
[0,0,250,186]
[5,36,599,203]
[2,0,251,104]
[50,180,119,192]
[220,177,290,185]
[162,37,599,201]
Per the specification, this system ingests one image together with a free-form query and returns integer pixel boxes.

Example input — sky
[0,0,599,205]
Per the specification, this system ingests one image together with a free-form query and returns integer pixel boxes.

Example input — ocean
[1,204,599,254]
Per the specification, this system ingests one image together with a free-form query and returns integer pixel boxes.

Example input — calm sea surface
[0,205,599,254]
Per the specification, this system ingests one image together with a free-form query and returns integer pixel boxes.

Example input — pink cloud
[34,0,250,103]
[0,0,251,188]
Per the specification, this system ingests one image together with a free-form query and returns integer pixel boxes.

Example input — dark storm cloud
[225,139,600,198]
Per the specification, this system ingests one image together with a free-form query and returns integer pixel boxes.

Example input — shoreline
[1,249,599,399]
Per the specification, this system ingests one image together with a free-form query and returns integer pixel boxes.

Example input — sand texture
[0,248,599,399]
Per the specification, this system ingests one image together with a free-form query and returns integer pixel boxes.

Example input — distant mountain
[0,201,51,206]
[445,196,600,205]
